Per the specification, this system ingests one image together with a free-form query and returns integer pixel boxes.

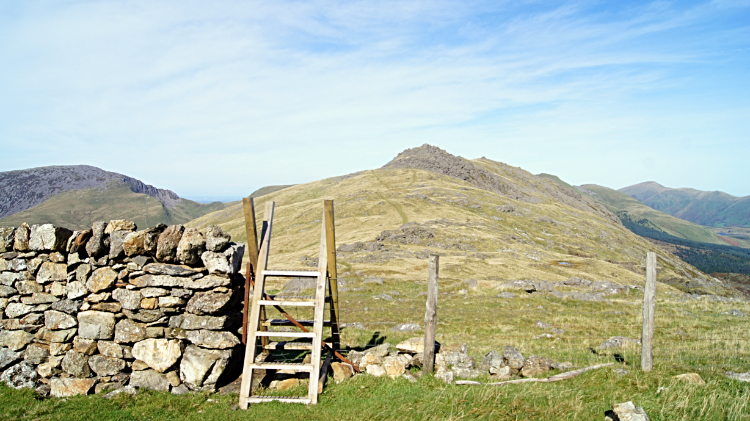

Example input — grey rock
[156,225,184,263]
[132,338,184,372]
[37,327,77,343]
[62,350,91,377]
[103,385,137,399]
[85,222,108,258]
[123,309,164,323]
[0,347,24,370]
[50,377,98,397]
[44,310,77,330]
[435,369,454,384]
[97,341,124,358]
[520,355,553,377]
[66,281,88,299]
[50,299,82,314]
[130,369,171,391]
[72,337,98,355]
[77,310,116,340]
[201,243,244,275]
[123,230,148,257]
[725,371,750,382]
[108,230,129,260]
[180,345,232,390]
[478,350,505,374]
[389,323,421,333]
[5,302,34,319]
[610,401,651,421]
[24,343,50,365]
[0,362,39,389]
[9,257,27,271]
[1,271,25,286]
[185,330,240,349]
[176,228,206,265]
[171,384,190,395]
[20,293,59,305]
[143,263,200,277]
[171,288,192,298]
[15,280,43,295]
[552,362,574,371]
[598,336,640,351]
[503,346,525,374]
[29,224,72,252]
[75,263,92,282]
[453,367,483,379]
[205,225,231,252]
[0,285,16,297]
[0,227,15,252]
[185,288,234,315]
[37,355,64,377]
[114,318,148,344]
[88,355,126,377]
[87,266,118,293]
[141,287,169,297]
[169,314,229,330]
[365,343,392,358]
[130,255,152,270]
[13,223,30,252]
[112,288,142,310]
[183,274,231,290]
[36,262,67,284]
[132,274,184,288]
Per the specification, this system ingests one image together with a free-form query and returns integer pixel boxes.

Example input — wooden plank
[641,251,657,372]
[324,200,340,350]
[242,197,259,271]
[248,362,314,372]
[318,348,333,394]
[308,212,328,404]
[423,254,439,374]
[263,342,314,351]
[243,397,311,404]
[258,300,317,307]
[261,270,320,277]
[238,201,275,410]
[255,331,316,338]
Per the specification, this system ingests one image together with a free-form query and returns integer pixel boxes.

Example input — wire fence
[260,275,750,373]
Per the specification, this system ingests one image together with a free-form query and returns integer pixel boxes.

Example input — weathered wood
[641,251,657,372]
[423,254,439,374]
[238,201,275,410]
[456,363,615,386]
[324,200,340,351]
[318,348,333,394]
[241,198,265,347]
[308,212,328,405]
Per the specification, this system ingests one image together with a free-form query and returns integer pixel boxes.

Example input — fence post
[423,255,439,374]
[641,252,657,372]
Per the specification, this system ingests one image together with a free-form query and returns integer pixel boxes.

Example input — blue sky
[1,0,749,201]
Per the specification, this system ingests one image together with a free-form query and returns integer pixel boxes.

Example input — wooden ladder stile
[238,199,340,408]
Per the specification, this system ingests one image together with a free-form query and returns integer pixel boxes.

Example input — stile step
[263,341,313,351]
[248,362,314,371]
[262,319,331,327]
[261,270,321,277]
[255,331,315,339]
[243,396,312,405]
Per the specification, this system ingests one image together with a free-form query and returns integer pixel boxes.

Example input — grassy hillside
[0,183,234,230]
[187,146,733,296]
[250,185,295,198]
[620,182,750,228]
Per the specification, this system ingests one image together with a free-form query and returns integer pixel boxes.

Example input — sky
[1,0,749,202]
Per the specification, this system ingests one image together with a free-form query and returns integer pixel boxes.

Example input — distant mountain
[620,181,750,228]
[0,165,235,230]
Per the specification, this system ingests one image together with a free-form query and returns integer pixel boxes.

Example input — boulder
[205,225,231,252]
[123,231,148,257]
[331,362,354,383]
[0,227,15,252]
[435,368,454,384]
[179,345,232,390]
[112,288,142,310]
[130,369,172,391]
[185,288,234,315]
[29,224,72,252]
[77,311,116,340]
[132,338,184,373]
[176,228,206,265]
[36,262,67,284]
[114,319,148,344]
[105,220,136,234]
[44,310,77,330]
[156,225,184,263]
[185,330,240,349]
[143,263,201,277]
[0,329,33,351]
[13,223,31,252]
[0,347,24,370]
[50,377,98,397]
[62,350,91,377]
[200,243,245,275]
[169,314,229,330]
[0,362,39,389]
[88,355,126,377]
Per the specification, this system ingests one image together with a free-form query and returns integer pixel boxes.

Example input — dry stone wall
[0,221,245,397]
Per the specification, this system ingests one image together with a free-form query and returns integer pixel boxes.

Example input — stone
[14,280,43,295]
[38,327,77,343]
[1,271,26,286]
[48,282,66,297]
[129,369,171,391]
[21,312,45,326]
[140,297,158,309]
[0,227,15,252]
[205,225,231,252]
[143,263,200,276]
[75,264,92,282]
[85,222,108,258]
[360,353,383,370]
[130,255,152,270]
[36,262,67,284]
[132,274,184,288]
[123,309,164,323]
[331,362,354,383]
[62,350,91,377]
[146,327,164,338]
[29,224,72,252]
[0,285,16,297]
[365,343,392,358]
[0,347,24,370]
[453,367,483,379]
[673,373,706,385]
[98,341,124,358]
[490,365,512,379]
[201,243,244,275]
[132,339,184,372]
[158,296,184,308]
[114,319,148,343]
[551,362,574,371]
[179,345,226,390]
[77,310,116,340]
[85,292,111,303]
[366,364,386,377]
[50,377,98,397]
[176,229,206,266]
[0,329,34,350]
[383,356,407,379]
[169,314,229,330]
[610,401,651,421]
[123,231,148,257]
[389,323,421,333]
[183,274,231,290]
[0,362,39,389]
[88,355,126,377]
[171,384,190,395]
[503,346,525,374]
[105,220,137,234]
[21,293,58,305]
[132,360,149,371]
[165,370,181,387]
[156,225,185,263]
[269,378,300,391]
[520,355,553,377]
[108,230,129,260]
[396,337,440,354]
[112,288,142,310]
[44,310,77,330]
[49,342,72,356]
[435,369,454,384]
[185,330,240,349]
[37,355,63,377]
[724,371,750,382]
[13,224,30,252]
[87,267,118,293]
[141,287,170,297]
[479,350,505,374]
[66,281,87,299]
[598,336,640,351]
[185,288,234,315]
[91,302,122,312]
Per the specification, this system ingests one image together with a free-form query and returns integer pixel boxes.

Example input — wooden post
[423,254,439,374]
[241,198,267,349]
[324,200,340,350]
[641,252,657,372]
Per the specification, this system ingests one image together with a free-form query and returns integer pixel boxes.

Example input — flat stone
[29,224,72,252]
[130,369,171,391]
[132,338,184,372]
[112,288,142,310]
[91,302,122,312]
[147,327,164,338]
[132,274,184,288]
[182,274,231,290]
[365,343,392,358]
[77,310,116,340]
[37,327,77,343]
[143,263,200,277]
[0,347,24,370]
[141,287,169,297]
[169,314,229,330]
[89,355,126,376]
[179,345,226,390]
[0,285,17,297]
[15,280,43,295]
[123,309,164,323]
[36,262,67,284]
[0,329,34,351]
[1,271,25,286]
[396,337,434,354]
[186,288,234,315]
[62,350,91,377]
[44,310,77,330]
[0,361,39,389]
[86,267,118,293]
[156,225,184,263]
[158,296,184,308]
[331,362,354,383]
[140,297,158,309]
[85,292,111,303]
[114,319,148,344]
[105,220,136,234]
[176,228,205,266]
[21,293,58,305]
[611,401,650,421]
[37,355,63,377]
[66,281,87,299]
[674,373,706,385]
[50,377,98,397]
[201,243,244,275]
[185,329,240,349]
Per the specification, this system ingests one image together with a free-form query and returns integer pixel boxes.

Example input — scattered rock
[673,373,706,385]
[389,323,421,333]
[607,401,650,421]
[331,362,354,383]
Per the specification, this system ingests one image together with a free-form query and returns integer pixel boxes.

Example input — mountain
[620,181,750,228]
[0,165,234,230]
[186,144,735,297]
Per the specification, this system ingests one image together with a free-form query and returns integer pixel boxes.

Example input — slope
[187,144,733,296]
